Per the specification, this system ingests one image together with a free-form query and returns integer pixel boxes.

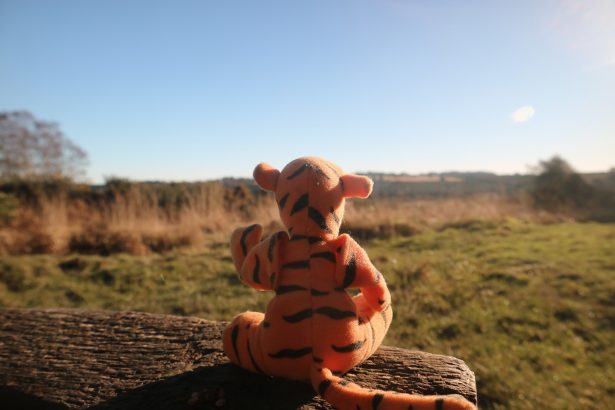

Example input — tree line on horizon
[1,110,614,222]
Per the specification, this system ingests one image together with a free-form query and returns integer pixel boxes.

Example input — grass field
[1,220,613,409]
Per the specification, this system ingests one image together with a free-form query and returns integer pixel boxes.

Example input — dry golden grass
[345,193,564,230]
[0,185,276,255]
[0,189,563,256]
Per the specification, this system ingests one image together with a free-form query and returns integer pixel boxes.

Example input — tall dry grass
[346,193,561,227]
[0,187,561,256]
[342,193,565,241]
[0,183,272,255]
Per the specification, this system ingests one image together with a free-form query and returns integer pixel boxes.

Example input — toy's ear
[253,162,280,192]
[341,174,373,198]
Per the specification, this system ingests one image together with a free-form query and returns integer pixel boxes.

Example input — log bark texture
[0,308,477,409]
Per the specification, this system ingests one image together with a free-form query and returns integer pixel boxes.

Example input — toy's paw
[363,287,391,313]
[230,224,263,270]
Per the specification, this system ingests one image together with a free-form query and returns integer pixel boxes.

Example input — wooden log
[0,309,477,409]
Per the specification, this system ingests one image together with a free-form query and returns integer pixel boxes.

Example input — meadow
[1,178,614,409]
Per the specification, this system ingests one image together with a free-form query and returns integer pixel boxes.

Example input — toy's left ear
[341,174,373,198]
[253,162,280,192]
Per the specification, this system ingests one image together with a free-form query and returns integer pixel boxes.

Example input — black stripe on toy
[308,207,331,232]
[283,308,313,323]
[290,194,310,216]
[318,379,331,396]
[310,288,329,296]
[290,193,309,215]
[268,347,312,358]
[332,339,365,353]
[276,284,308,295]
[372,393,384,410]
[342,253,357,288]
[311,251,336,263]
[323,163,340,177]
[252,255,261,284]
[247,339,264,374]
[290,234,323,243]
[290,234,321,243]
[231,325,241,364]
[435,399,444,410]
[240,224,258,256]
[268,234,277,262]
[263,321,271,328]
[330,207,340,226]
[313,356,323,363]
[310,163,330,180]
[283,260,310,269]
[287,164,308,180]
[278,192,289,209]
[314,306,356,320]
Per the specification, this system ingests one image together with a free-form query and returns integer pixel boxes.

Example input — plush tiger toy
[223,157,476,410]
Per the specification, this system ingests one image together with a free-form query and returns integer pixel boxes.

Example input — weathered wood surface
[0,309,477,409]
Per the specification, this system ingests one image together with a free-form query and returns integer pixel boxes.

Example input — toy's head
[253,157,373,239]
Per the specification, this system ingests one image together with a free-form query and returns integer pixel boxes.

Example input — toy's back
[224,157,475,410]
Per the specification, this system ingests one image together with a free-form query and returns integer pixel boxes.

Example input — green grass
[1,221,614,409]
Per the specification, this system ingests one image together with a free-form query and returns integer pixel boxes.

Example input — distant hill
[362,172,533,198]
[219,171,614,200]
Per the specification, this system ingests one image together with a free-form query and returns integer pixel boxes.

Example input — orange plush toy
[224,157,476,410]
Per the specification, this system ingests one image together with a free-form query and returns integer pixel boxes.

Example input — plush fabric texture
[223,157,476,410]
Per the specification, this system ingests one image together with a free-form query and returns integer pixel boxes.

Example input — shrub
[531,156,615,221]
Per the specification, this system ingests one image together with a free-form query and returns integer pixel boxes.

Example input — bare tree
[0,111,88,180]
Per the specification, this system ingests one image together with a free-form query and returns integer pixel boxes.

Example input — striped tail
[311,367,476,410]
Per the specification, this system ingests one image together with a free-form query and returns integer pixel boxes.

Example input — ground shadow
[0,386,69,410]
[89,362,322,410]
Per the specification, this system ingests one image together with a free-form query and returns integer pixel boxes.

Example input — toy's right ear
[253,163,280,192]
[341,174,373,198]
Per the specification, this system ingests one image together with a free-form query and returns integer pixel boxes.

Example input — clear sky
[1,0,614,182]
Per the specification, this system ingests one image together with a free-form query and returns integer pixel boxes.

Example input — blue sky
[1,0,614,182]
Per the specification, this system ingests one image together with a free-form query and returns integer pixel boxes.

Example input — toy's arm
[230,225,286,291]
[333,234,391,311]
